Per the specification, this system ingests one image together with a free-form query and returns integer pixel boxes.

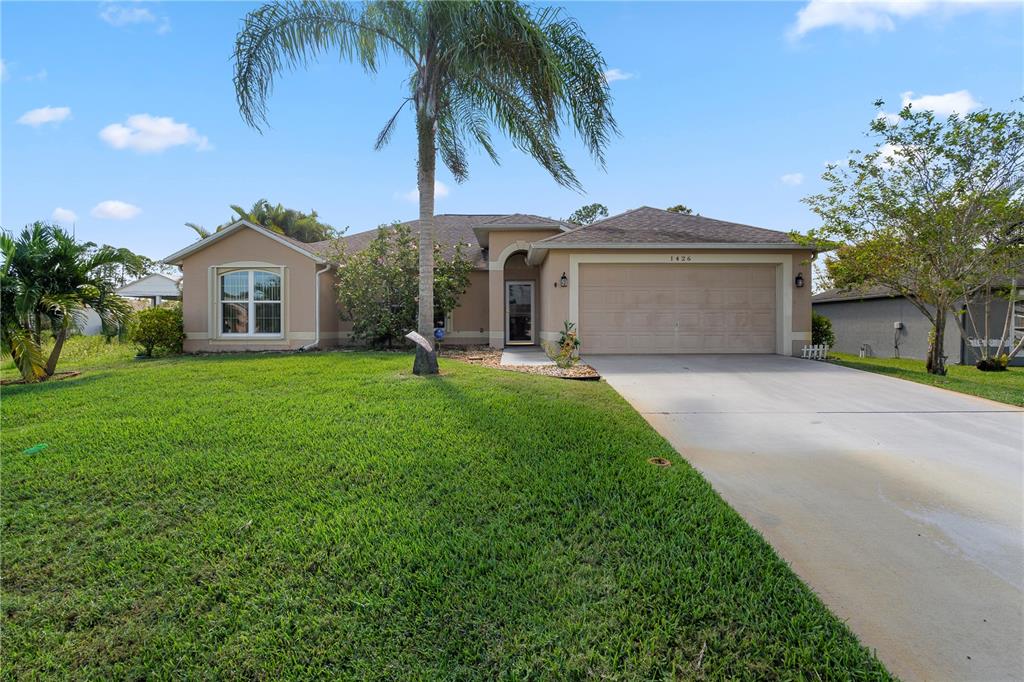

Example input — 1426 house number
[669,255,694,262]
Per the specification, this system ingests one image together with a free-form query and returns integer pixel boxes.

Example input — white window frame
[219,269,284,338]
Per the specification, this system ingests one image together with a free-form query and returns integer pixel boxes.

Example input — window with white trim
[220,270,282,336]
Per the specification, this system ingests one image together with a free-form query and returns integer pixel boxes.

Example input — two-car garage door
[579,264,778,354]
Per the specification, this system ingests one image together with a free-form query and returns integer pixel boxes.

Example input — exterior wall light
[795,272,805,288]
[560,272,568,288]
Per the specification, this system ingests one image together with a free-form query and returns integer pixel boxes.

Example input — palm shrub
[1,222,140,382]
[334,223,472,348]
[542,321,581,368]
[130,305,185,357]
[233,0,617,374]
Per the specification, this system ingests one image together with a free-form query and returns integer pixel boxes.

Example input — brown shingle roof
[336,215,505,269]
[479,213,570,229]
[537,206,798,246]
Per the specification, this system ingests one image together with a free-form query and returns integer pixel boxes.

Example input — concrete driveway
[589,354,1024,681]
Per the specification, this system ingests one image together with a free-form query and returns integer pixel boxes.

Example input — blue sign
[433,328,446,341]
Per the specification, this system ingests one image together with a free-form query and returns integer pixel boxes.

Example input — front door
[505,281,535,345]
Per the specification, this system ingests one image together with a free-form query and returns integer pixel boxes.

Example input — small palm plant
[233,0,617,374]
[542,320,582,368]
[1,222,140,382]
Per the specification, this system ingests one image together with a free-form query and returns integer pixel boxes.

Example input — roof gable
[116,273,181,297]
[163,220,326,265]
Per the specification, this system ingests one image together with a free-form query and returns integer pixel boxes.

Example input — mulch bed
[440,346,600,380]
[1,371,81,386]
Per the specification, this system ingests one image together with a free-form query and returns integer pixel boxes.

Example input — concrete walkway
[500,347,554,367]
[589,354,1024,682]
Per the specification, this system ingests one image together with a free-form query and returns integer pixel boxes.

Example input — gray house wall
[814,297,961,362]
[814,296,1020,365]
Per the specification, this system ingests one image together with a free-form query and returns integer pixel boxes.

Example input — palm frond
[234,1,414,131]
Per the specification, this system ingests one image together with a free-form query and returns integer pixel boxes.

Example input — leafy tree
[666,204,694,215]
[130,304,185,357]
[801,102,1024,375]
[567,203,608,226]
[1,222,137,382]
[334,223,472,348]
[186,199,337,243]
[233,0,617,374]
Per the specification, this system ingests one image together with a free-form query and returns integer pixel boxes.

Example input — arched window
[220,270,282,336]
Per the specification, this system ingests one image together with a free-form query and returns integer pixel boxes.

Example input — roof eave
[533,241,807,251]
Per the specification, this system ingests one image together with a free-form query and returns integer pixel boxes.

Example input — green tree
[233,1,617,374]
[666,204,693,215]
[1,222,138,382]
[567,203,608,226]
[334,223,472,348]
[801,102,1024,375]
[186,198,337,243]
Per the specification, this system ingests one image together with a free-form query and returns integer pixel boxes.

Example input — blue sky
[2,1,1021,261]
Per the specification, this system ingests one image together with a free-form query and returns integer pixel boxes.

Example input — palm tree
[233,0,617,374]
[1,222,139,382]
[185,199,336,243]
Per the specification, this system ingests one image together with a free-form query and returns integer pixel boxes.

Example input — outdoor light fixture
[795,272,805,288]
[560,272,568,288]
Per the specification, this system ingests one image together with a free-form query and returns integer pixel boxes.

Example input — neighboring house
[162,206,816,355]
[813,283,1024,366]
[116,273,182,307]
[78,273,182,335]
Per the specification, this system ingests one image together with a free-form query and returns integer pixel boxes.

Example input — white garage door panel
[580,264,778,354]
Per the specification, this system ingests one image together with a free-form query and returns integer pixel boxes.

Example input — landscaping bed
[2,352,889,679]
[440,345,600,379]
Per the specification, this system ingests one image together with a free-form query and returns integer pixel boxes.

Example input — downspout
[301,262,331,351]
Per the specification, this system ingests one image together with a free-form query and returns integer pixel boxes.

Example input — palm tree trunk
[44,326,67,377]
[413,110,439,376]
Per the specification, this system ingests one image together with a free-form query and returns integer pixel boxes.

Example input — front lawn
[830,352,1024,407]
[2,352,889,679]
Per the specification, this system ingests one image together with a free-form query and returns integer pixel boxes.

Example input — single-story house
[162,206,816,356]
[813,283,1024,365]
[79,273,182,335]
[116,273,182,307]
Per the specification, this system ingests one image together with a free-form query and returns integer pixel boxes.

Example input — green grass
[1,335,139,381]
[830,352,1024,406]
[2,351,890,679]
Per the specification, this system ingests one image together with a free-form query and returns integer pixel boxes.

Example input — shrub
[130,305,185,357]
[812,312,835,347]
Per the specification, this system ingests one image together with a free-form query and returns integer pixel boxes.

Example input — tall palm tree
[1,222,139,382]
[233,0,617,374]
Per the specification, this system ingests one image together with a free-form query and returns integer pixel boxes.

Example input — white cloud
[788,1,1007,40]
[875,89,981,125]
[398,180,450,202]
[91,200,141,220]
[24,68,47,82]
[780,172,805,186]
[99,3,171,33]
[1,59,8,82]
[17,106,72,127]
[900,89,980,115]
[99,114,210,153]
[52,207,78,224]
[603,68,635,83]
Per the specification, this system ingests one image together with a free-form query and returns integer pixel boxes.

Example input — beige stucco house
[163,206,815,356]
